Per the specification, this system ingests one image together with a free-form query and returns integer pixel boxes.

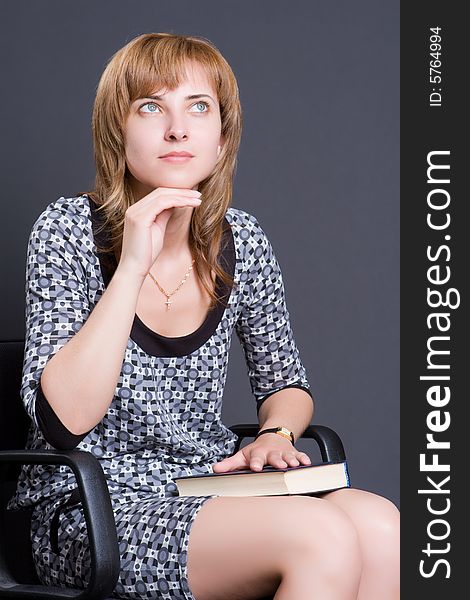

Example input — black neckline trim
[85,194,236,357]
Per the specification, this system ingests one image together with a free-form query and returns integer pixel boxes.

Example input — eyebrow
[143,94,215,102]
[140,93,216,103]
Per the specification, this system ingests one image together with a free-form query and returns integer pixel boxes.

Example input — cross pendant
[165,297,172,310]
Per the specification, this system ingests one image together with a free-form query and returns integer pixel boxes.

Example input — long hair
[78,32,242,309]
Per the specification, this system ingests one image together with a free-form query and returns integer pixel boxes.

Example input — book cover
[174,461,351,497]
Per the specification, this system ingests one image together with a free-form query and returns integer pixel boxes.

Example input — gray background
[0,1,399,507]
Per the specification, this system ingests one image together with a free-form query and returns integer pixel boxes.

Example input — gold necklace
[147,259,196,310]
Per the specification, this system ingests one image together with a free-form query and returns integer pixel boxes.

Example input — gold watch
[255,426,295,444]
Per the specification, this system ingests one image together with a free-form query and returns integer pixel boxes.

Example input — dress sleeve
[234,217,313,415]
[21,200,94,448]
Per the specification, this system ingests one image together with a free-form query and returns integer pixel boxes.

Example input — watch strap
[255,426,295,445]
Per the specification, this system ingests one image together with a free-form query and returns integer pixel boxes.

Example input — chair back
[0,339,39,584]
[0,339,29,451]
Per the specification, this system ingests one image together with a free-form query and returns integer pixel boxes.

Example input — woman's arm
[35,189,201,440]
[40,265,144,435]
[212,388,314,473]
[257,387,314,442]
[213,214,316,473]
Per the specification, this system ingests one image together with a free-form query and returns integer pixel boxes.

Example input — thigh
[30,498,90,589]
[186,493,362,600]
[32,493,221,600]
[112,493,220,600]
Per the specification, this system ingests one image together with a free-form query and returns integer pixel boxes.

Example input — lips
[159,151,194,158]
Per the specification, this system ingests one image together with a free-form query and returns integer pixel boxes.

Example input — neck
[158,205,194,260]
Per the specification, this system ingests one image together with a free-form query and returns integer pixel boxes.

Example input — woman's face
[124,61,224,196]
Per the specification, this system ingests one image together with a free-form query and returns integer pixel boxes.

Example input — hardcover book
[174,460,350,497]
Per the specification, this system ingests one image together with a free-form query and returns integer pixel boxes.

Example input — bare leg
[318,488,400,600]
[187,495,363,600]
[273,510,362,600]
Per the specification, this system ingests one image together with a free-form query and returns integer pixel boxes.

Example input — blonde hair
[78,32,242,309]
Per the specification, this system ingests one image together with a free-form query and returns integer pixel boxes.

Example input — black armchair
[0,339,346,600]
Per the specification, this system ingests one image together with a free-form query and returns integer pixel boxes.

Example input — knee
[378,498,400,535]
[365,498,400,563]
[281,497,363,576]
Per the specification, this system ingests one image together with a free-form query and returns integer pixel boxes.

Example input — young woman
[9,33,399,600]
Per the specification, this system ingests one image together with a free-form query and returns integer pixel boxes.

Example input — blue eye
[140,102,159,113]
[139,100,210,114]
[191,101,210,113]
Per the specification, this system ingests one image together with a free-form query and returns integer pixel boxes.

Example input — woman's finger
[249,454,266,471]
[296,452,312,465]
[276,451,312,468]
[281,453,300,467]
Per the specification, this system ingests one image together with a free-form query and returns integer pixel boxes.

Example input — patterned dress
[7,194,313,600]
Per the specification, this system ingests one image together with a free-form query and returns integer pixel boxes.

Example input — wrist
[255,426,295,445]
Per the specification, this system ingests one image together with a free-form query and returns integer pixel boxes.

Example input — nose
[164,128,188,142]
[164,115,189,142]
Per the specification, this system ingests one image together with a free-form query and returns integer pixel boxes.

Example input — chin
[153,176,201,190]
[158,164,215,187]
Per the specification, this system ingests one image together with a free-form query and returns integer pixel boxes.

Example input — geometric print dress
[7,193,313,599]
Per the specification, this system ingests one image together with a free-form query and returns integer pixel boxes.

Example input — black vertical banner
[401,2,466,598]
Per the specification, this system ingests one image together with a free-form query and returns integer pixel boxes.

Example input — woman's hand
[212,434,312,473]
[118,186,203,280]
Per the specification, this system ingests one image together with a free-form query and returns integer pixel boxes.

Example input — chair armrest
[228,424,346,463]
[0,449,120,600]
